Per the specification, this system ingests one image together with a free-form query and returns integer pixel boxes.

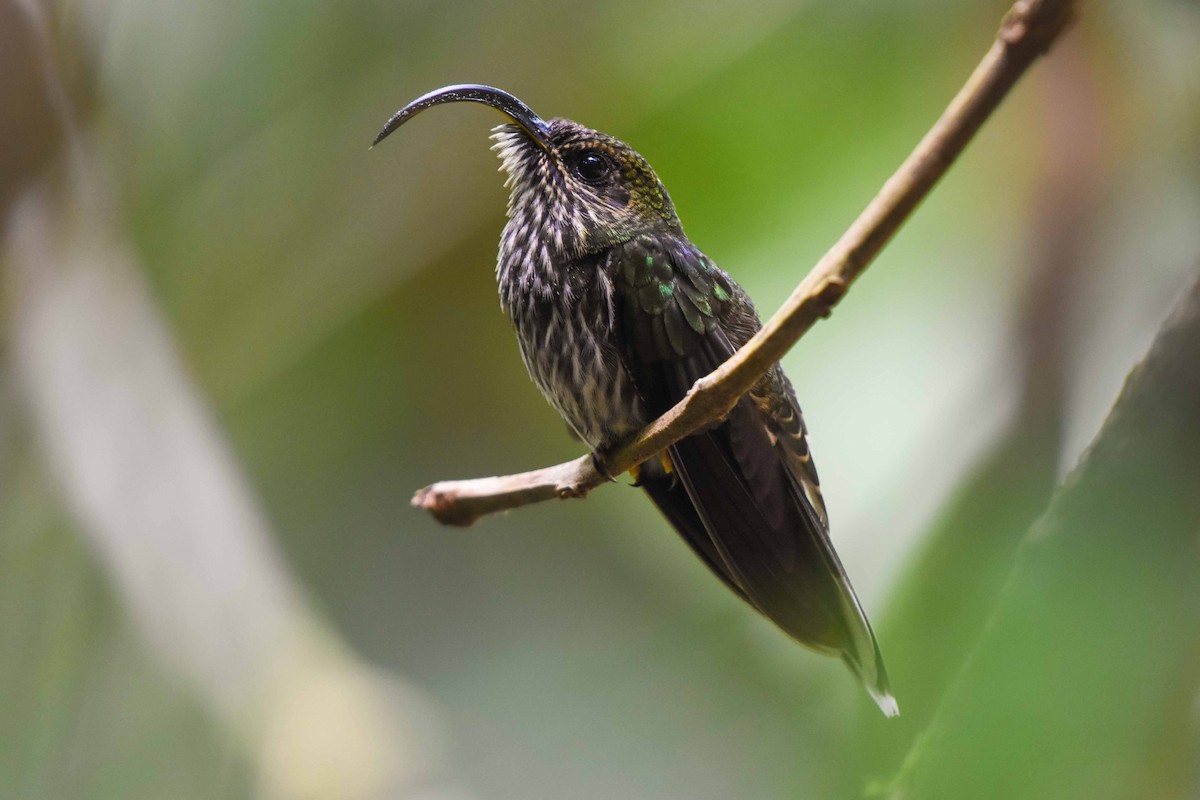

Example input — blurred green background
[2,0,1198,798]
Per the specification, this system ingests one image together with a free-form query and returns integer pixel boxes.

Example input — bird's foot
[591,449,618,483]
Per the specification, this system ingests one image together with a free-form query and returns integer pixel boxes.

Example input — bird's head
[373,84,683,262]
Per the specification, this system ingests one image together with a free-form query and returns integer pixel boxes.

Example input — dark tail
[640,399,896,716]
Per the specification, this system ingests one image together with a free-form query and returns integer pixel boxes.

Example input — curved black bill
[372,84,550,149]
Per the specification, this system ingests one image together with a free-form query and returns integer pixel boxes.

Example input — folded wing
[610,235,895,715]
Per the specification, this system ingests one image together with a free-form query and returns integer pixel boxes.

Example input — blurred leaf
[4,0,1200,797]
[891,272,1200,800]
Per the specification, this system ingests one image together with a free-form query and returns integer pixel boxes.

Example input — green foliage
[3,1,1199,798]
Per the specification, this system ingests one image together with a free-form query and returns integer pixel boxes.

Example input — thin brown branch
[414,0,1076,527]
[413,454,599,526]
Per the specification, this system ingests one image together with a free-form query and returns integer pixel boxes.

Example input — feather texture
[607,235,895,714]
[490,113,895,715]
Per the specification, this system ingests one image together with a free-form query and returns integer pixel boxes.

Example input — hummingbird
[375,84,897,716]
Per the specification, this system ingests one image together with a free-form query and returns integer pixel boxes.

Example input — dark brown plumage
[376,84,896,716]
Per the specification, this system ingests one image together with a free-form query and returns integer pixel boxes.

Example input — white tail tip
[871,689,900,718]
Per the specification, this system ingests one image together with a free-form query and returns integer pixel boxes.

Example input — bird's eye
[571,150,612,184]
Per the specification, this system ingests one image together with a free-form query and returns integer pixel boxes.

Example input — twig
[857,37,1099,771]
[414,0,1076,526]
[413,455,598,526]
